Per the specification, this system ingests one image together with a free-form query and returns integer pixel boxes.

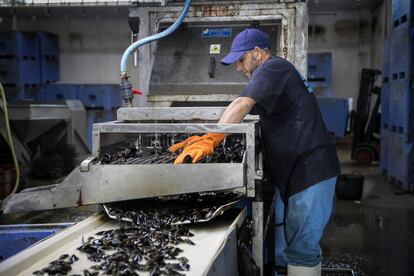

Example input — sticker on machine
[202,27,232,37]
[209,44,221,54]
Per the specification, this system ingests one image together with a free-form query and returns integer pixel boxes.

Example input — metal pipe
[119,0,190,107]
[119,0,191,76]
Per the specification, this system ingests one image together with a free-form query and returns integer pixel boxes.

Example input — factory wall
[0,14,132,84]
[308,3,386,108]
[0,3,387,107]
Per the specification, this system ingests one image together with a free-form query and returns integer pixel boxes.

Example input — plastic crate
[0,32,38,59]
[19,86,44,100]
[381,37,391,81]
[43,84,121,110]
[387,132,414,192]
[389,79,414,140]
[390,23,413,79]
[77,84,122,110]
[36,32,59,59]
[3,86,44,103]
[307,53,332,97]
[380,128,390,174]
[40,59,59,84]
[392,0,413,27]
[0,223,71,261]
[0,59,40,86]
[381,82,390,128]
[316,97,349,138]
[43,84,78,101]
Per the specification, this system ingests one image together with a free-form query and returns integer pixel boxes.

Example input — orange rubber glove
[172,133,225,164]
[168,135,203,153]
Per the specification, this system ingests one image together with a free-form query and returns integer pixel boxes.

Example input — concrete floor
[321,145,414,276]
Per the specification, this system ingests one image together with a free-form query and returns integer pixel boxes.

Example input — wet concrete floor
[321,146,414,276]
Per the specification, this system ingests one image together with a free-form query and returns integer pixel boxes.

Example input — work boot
[287,263,321,276]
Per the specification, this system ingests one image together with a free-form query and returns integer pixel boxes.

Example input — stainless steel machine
[3,107,272,271]
[1,1,308,274]
[3,107,260,210]
[130,0,308,107]
[2,106,273,274]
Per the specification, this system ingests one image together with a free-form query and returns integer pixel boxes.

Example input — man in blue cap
[169,28,340,276]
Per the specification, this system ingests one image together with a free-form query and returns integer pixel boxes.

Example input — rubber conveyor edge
[0,208,246,276]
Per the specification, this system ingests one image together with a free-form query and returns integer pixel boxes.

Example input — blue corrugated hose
[120,0,191,75]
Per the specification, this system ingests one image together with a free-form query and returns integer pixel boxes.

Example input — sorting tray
[102,193,242,225]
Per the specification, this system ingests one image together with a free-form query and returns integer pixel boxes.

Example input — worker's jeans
[275,177,336,267]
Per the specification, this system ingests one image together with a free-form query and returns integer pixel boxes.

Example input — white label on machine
[209,44,221,54]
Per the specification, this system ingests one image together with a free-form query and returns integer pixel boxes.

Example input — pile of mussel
[33,192,240,276]
[34,218,192,276]
[33,254,79,275]
[105,192,241,225]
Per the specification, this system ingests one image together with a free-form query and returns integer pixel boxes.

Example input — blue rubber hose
[120,0,191,76]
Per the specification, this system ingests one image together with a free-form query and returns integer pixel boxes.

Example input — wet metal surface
[321,146,414,276]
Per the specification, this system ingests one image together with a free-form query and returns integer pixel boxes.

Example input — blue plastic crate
[0,59,40,86]
[381,37,391,81]
[316,97,349,138]
[0,32,38,59]
[43,84,121,110]
[36,32,59,59]
[389,79,414,140]
[77,84,122,110]
[0,223,71,261]
[43,84,78,101]
[392,0,413,27]
[381,128,390,174]
[2,86,43,103]
[390,23,413,79]
[307,53,332,97]
[381,82,390,128]
[40,59,59,84]
[19,86,44,100]
[387,132,414,192]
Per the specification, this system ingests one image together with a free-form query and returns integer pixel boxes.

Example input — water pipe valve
[120,77,133,107]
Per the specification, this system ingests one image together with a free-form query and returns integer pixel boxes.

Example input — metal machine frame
[130,1,308,107]
[3,107,259,211]
[3,106,274,274]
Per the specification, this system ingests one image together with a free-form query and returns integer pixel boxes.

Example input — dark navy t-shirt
[240,57,340,202]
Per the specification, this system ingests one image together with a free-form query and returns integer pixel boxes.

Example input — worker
[169,28,340,276]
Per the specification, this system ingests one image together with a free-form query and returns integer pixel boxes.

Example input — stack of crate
[36,32,59,85]
[43,84,121,149]
[0,32,41,101]
[307,53,332,97]
[0,31,59,102]
[381,0,414,192]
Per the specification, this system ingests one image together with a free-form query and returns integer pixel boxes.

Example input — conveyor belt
[0,210,245,276]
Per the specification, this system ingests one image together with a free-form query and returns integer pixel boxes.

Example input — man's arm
[169,97,256,163]
[218,97,256,124]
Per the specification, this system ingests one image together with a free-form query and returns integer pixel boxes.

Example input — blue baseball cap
[221,28,271,66]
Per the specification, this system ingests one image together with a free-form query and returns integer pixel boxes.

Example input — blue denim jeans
[275,177,336,267]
